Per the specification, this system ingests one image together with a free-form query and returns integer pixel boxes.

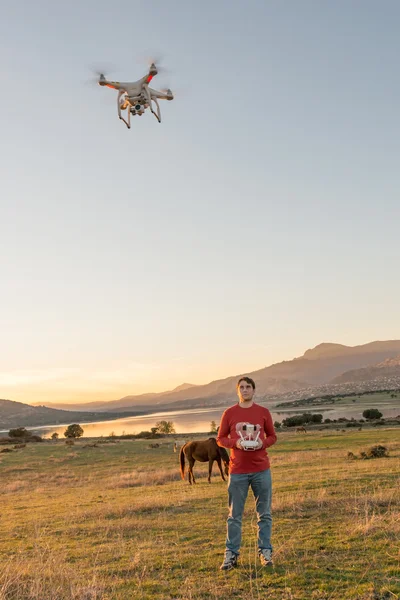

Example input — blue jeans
[226,469,272,556]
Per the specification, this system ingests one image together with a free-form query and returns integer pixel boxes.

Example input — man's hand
[255,439,263,450]
[235,440,244,450]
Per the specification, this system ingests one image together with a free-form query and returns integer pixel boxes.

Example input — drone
[97,62,173,129]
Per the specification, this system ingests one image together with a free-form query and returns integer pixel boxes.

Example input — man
[217,376,277,571]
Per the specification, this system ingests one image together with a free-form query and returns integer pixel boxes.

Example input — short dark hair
[236,376,256,390]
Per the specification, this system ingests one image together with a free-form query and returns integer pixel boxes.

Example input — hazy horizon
[2,1,400,406]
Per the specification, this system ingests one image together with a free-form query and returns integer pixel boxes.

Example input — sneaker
[220,550,238,571]
[259,548,273,566]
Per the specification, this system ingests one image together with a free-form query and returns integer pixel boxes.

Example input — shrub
[363,409,383,420]
[9,428,30,438]
[135,431,161,439]
[367,445,388,458]
[282,413,323,427]
[359,445,389,459]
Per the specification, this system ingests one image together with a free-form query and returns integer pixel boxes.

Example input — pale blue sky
[1,1,399,404]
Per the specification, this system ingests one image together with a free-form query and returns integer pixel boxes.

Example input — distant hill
[0,399,140,431]
[331,354,400,384]
[35,339,400,413]
[377,356,400,367]
[303,341,400,360]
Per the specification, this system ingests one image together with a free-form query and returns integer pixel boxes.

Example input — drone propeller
[139,53,169,74]
[159,87,174,98]
[85,63,117,85]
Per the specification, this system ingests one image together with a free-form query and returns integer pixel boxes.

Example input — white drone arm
[148,88,172,100]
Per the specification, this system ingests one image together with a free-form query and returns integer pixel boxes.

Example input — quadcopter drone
[98,62,173,129]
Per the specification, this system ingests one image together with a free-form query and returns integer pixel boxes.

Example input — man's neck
[238,399,254,409]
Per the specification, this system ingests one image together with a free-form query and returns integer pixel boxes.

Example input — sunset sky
[1,1,400,405]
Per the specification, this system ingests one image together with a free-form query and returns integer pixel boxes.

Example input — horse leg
[189,458,196,485]
[216,457,226,481]
[208,458,214,483]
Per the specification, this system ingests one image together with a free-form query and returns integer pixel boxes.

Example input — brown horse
[180,438,230,485]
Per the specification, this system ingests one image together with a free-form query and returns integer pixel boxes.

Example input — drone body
[98,62,173,129]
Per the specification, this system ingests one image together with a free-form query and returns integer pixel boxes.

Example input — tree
[282,413,323,427]
[64,424,84,439]
[362,409,383,420]
[209,421,218,433]
[155,420,176,434]
[9,427,30,438]
[274,421,281,429]
[51,432,59,441]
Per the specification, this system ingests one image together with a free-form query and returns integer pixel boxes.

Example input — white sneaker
[220,550,238,571]
[259,548,273,566]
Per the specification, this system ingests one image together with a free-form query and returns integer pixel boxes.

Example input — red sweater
[217,403,277,474]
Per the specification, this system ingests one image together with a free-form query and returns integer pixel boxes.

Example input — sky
[1,1,400,405]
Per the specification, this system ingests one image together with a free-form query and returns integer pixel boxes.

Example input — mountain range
[13,339,399,419]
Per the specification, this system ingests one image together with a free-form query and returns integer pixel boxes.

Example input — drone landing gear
[117,90,131,129]
[143,84,161,123]
[119,116,131,129]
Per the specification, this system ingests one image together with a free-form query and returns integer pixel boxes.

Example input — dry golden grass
[0,429,399,599]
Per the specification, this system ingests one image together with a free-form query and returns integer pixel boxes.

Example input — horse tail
[219,446,230,464]
[179,445,186,480]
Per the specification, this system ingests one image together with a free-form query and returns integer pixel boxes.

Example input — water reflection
[28,406,228,438]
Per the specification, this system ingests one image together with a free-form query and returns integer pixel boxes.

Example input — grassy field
[0,428,399,600]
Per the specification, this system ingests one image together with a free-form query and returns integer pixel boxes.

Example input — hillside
[45,339,400,412]
[331,357,400,385]
[0,399,140,431]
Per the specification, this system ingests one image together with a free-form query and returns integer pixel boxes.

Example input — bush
[8,429,42,442]
[9,428,30,438]
[274,421,281,429]
[282,413,323,427]
[135,431,161,439]
[360,445,389,459]
[367,445,389,458]
[363,409,383,420]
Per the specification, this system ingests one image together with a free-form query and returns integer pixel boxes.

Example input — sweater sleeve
[216,410,236,449]
[262,410,277,449]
